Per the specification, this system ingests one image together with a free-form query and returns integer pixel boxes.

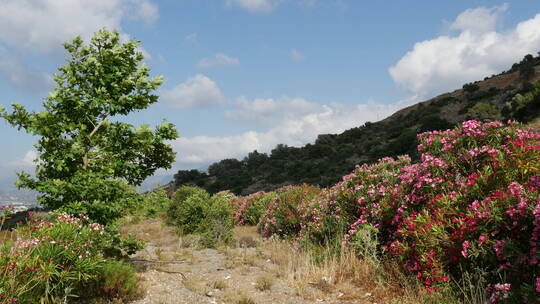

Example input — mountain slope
[170,54,540,195]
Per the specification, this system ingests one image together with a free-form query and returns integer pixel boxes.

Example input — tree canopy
[0,29,178,223]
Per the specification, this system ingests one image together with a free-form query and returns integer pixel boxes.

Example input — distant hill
[169,54,540,195]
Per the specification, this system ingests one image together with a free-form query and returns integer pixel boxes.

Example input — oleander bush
[0,213,141,303]
[258,184,321,238]
[230,191,276,225]
[231,120,540,303]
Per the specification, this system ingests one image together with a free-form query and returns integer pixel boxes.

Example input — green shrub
[137,188,171,218]
[466,102,502,121]
[90,260,143,301]
[167,186,234,247]
[167,186,211,234]
[199,194,234,247]
[0,213,141,303]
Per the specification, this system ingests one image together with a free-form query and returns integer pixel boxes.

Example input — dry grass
[208,278,227,290]
[233,226,260,239]
[182,275,209,295]
[261,239,435,303]
[527,117,540,132]
[119,217,177,246]
[0,230,16,243]
[234,294,256,304]
[254,274,274,291]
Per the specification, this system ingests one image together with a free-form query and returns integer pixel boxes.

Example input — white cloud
[7,151,38,168]
[225,0,282,13]
[129,0,159,24]
[0,0,158,53]
[389,5,540,98]
[225,96,321,125]
[449,4,508,34]
[161,74,225,108]
[290,48,306,63]
[197,53,240,68]
[172,97,412,168]
[0,46,53,92]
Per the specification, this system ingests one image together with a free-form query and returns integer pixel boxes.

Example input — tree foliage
[0,29,178,223]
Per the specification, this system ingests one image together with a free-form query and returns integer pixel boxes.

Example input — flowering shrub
[330,121,539,302]
[300,156,411,246]
[230,191,275,225]
[0,213,141,303]
[234,121,540,302]
[258,184,320,238]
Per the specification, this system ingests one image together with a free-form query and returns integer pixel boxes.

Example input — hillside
[170,54,540,195]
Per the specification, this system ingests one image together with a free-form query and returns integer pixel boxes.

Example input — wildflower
[461,241,470,258]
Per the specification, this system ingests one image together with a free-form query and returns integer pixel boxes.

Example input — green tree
[0,29,178,224]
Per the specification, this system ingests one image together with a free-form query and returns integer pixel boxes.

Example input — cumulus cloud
[161,74,225,108]
[0,0,158,53]
[172,97,412,168]
[197,53,240,68]
[389,5,540,98]
[449,4,508,34]
[290,48,306,63]
[225,0,282,13]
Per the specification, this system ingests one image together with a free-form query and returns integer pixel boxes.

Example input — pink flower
[494,240,505,261]
[461,241,471,258]
[478,234,488,246]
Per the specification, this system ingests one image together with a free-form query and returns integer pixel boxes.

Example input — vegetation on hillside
[225,120,540,303]
[171,54,540,195]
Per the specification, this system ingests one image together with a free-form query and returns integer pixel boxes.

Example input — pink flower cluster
[229,120,540,301]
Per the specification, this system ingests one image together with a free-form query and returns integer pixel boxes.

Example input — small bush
[167,186,211,234]
[230,191,276,225]
[258,184,320,238]
[0,213,141,303]
[199,194,234,247]
[167,186,234,247]
[235,294,256,304]
[91,260,143,301]
[254,274,274,291]
[138,188,171,218]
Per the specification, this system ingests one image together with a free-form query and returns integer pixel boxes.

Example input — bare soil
[122,218,376,304]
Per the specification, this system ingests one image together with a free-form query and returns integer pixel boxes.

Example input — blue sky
[1,0,540,190]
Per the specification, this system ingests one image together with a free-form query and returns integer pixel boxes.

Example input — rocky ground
[121,218,379,304]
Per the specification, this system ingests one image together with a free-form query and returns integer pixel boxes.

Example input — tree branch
[83,117,108,169]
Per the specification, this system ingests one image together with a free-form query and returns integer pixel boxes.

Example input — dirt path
[122,218,374,304]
